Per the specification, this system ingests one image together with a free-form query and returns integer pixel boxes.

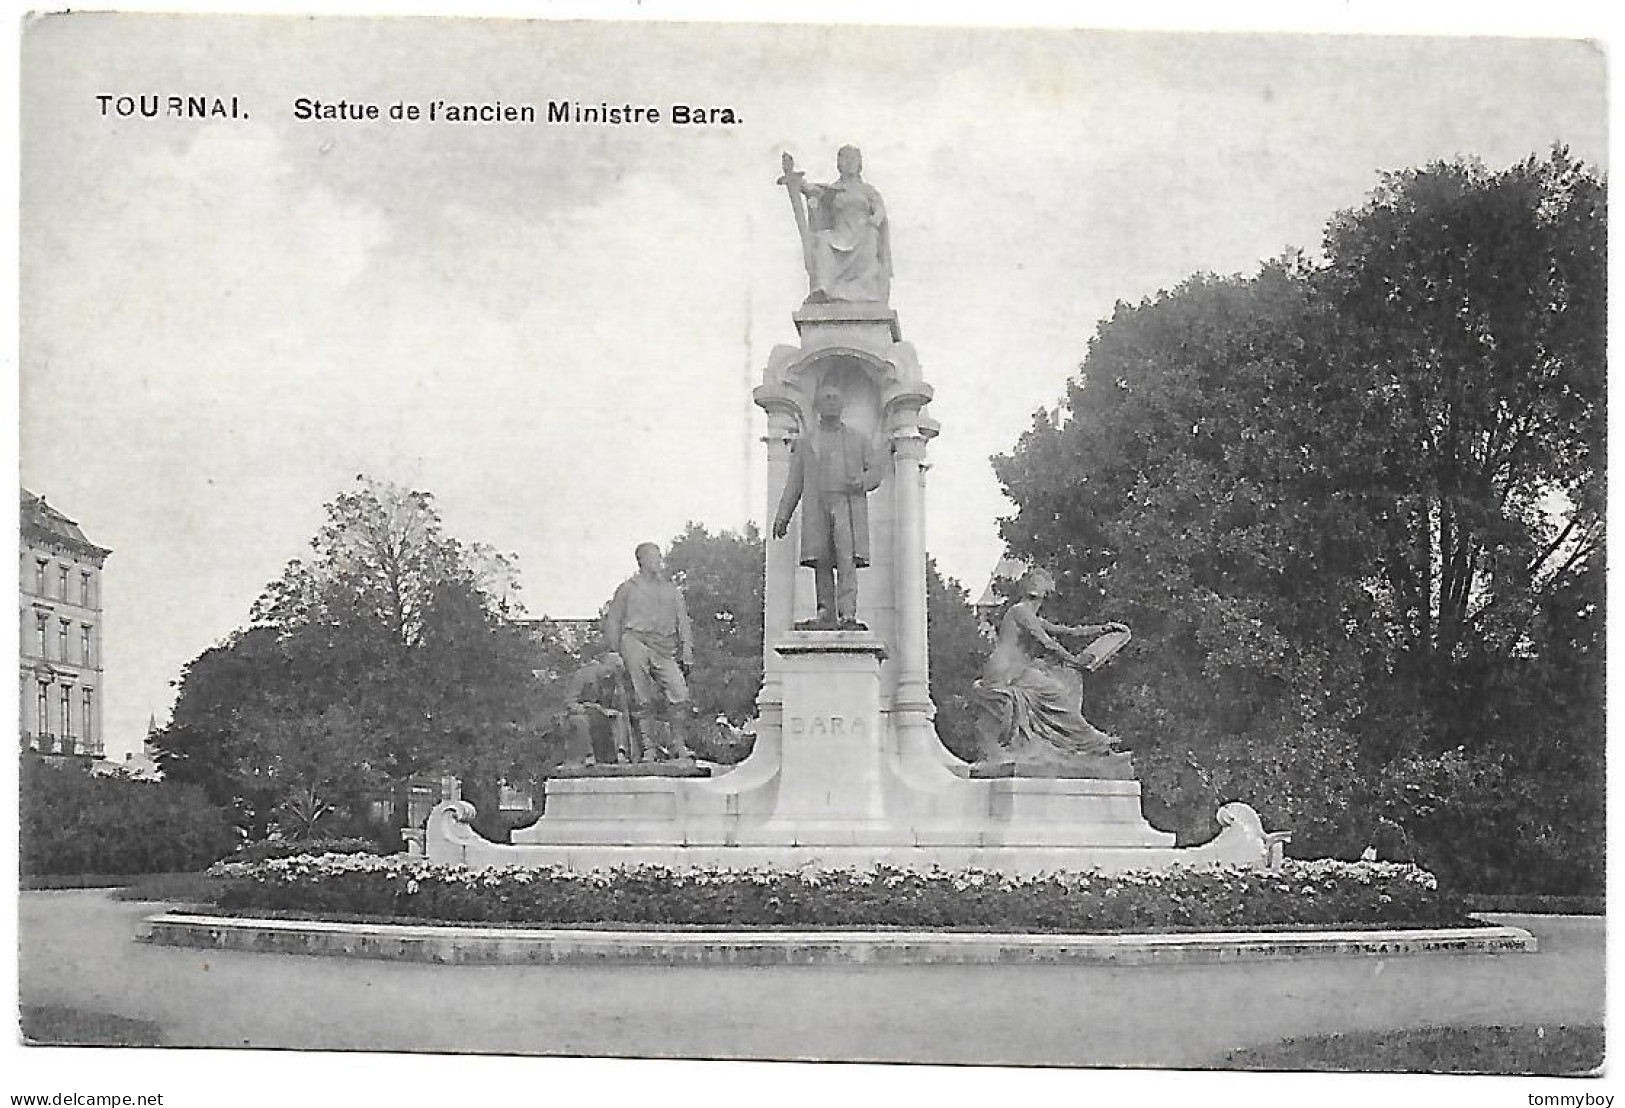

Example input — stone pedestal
[763,633,888,826]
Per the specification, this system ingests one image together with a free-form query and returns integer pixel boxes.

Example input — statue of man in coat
[772,382,886,630]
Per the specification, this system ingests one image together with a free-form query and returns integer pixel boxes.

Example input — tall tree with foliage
[663,522,766,726]
[994,150,1604,889]
[926,559,990,762]
[1315,151,1604,732]
[156,625,298,837]
[1313,150,1605,890]
[157,477,559,839]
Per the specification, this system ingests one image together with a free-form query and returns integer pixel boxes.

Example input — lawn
[1220,1023,1604,1075]
[19,871,222,903]
[20,1006,164,1048]
[109,872,222,903]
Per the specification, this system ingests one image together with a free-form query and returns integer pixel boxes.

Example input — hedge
[208,854,1472,932]
[21,756,239,876]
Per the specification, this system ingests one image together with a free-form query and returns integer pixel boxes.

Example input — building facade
[20,490,111,758]
[510,616,600,660]
[973,555,1030,634]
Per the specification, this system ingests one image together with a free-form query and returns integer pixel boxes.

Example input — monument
[426,147,1284,873]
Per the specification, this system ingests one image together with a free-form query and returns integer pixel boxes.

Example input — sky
[18,14,1607,761]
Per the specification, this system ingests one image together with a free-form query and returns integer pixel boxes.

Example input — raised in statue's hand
[772,517,789,539]
[777,152,806,189]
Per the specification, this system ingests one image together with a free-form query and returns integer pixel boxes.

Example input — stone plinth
[977,779,1175,847]
[766,632,888,826]
[791,302,902,342]
[970,755,1136,781]
[430,796,1275,873]
[551,763,711,779]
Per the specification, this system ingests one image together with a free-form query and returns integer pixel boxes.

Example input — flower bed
[205,855,1474,933]
[225,837,383,864]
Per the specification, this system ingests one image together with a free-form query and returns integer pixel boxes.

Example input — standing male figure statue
[773,383,885,630]
[602,542,695,761]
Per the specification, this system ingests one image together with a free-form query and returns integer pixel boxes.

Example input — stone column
[761,413,800,653]
[755,404,801,743]
[889,424,931,717]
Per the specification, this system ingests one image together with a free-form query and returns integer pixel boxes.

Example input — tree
[664,522,765,726]
[250,477,536,782]
[232,703,384,839]
[926,559,989,762]
[1314,150,1604,744]
[157,625,298,837]
[992,150,1604,887]
[1313,151,1604,890]
[155,477,558,840]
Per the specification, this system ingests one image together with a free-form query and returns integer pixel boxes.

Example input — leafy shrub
[686,719,754,765]
[226,837,383,864]
[21,756,239,876]
[207,854,1470,932]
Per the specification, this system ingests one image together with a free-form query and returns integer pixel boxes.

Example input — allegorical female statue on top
[777,145,892,304]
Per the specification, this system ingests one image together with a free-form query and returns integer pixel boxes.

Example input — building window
[34,560,46,596]
[57,565,69,599]
[36,615,48,658]
[36,682,49,737]
[60,686,72,740]
[58,620,70,661]
[82,689,94,745]
[81,571,93,607]
[81,625,93,666]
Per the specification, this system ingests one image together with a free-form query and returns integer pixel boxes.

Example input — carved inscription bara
[787,715,867,738]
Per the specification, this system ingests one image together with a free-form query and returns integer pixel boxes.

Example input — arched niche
[782,349,889,440]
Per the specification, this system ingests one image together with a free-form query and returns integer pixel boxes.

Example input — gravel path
[18,890,1603,1067]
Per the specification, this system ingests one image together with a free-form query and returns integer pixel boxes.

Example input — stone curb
[140,912,1537,966]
